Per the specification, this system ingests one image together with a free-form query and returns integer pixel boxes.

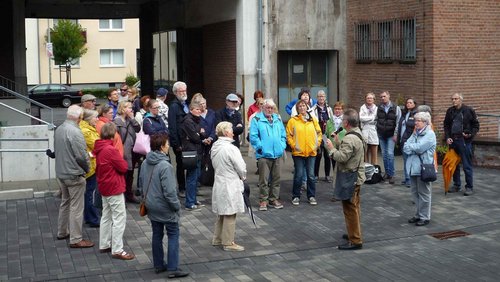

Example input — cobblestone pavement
[1,152,500,281]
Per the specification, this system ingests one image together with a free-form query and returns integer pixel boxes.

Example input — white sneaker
[309,197,317,205]
[223,242,245,252]
[292,197,300,206]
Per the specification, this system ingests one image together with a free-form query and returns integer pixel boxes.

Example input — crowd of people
[52,82,479,277]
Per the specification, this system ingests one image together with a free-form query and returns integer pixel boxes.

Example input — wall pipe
[257,0,263,91]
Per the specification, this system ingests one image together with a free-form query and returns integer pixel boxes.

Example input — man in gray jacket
[55,105,94,248]
[325,109,366,250]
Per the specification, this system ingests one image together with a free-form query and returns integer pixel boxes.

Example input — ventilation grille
[430,230,470,240]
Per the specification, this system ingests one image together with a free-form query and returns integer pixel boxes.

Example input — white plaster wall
[264,0,347,104]
[236,0,259,115]
[0,125,55,182]
[25,19,40,85]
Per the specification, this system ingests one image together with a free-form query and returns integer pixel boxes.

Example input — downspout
[257,0,263,91]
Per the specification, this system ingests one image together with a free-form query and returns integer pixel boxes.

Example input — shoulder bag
[333,132,364,201]
[139,167,155,217]
[182,150,198,170]
[418,154,437,182]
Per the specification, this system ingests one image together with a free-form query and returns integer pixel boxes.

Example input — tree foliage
[49,20,87,66]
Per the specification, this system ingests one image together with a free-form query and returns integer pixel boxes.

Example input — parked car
[28,84,83,108]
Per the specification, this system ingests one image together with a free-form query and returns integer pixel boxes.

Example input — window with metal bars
[354,18,416,64]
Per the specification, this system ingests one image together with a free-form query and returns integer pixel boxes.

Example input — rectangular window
[354,18,416,64]
[355,23,371,62]
[100,49,125,67]
[378,21,392,61]
[99,19,123,31]
[400,19,416,62]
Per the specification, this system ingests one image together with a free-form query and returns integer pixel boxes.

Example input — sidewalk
[1,149,500,281]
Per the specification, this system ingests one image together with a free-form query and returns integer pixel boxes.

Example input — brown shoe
[69,239,94,248]
[112,251,135,260]
[99,247,112,253]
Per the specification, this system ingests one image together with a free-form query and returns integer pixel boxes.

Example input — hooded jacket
[139,151,180,223]
[94,139,128,196]
[403,125,436,177]
[286,114,322,157]
[80,120,99,178]
[249,112,286,159]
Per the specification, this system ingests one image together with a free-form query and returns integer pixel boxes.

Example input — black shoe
[415,219,430,226]
[338,242,363,250]
[155,267,167,274]
[168,268,189,278]
[463,188,474,196]
[342,234,349,240]
[178,191,186,198]
[408,217,420,224]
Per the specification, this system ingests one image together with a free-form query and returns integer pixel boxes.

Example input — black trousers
[173,149,186,192]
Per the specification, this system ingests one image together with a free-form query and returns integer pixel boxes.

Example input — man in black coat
[215,93,244,148]
[168,81,189,197]
[443,93,480,196]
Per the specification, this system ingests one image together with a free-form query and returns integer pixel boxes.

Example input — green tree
[48,20,87,85]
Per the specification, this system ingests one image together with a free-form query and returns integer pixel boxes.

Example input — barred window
[354,18,416,64]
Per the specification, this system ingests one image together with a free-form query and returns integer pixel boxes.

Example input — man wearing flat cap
[81,94,97,110]
[215,93,244,148]
[156,88,169,128]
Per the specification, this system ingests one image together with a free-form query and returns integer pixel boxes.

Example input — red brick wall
[203,20,236,110]
[347,0,500,138]
[431,0,500,138]
[346,0,429,108]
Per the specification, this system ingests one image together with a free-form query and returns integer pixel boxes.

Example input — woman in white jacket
[359,92,378,165]
[210,121,247,252]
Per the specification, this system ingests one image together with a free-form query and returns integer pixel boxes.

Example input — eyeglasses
[85,99,96,103]
[120,88,127,91]
[151,106,160,110]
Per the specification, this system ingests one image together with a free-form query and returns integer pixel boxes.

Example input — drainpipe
[257,0,263,91]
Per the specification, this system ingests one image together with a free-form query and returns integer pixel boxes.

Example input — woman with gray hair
[210,121,246,251]
[403,111,436,226]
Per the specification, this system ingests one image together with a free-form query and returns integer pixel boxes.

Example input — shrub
[125,73,139,87]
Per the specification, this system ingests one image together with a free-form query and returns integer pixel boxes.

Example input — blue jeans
[379,136,396,177]
[185,159,201,208]
[151,220,180,271]
[292,156,316,199]
[402,152,410,184]
[84,174,100,225]
[451,138,473,189]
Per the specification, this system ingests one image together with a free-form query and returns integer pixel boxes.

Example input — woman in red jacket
[94,123,135,260]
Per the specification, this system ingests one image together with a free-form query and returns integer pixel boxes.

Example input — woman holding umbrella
[210,121,247,252]
[403,112,436,226]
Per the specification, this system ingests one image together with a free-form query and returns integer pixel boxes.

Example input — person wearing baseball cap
[215,93,244,148]
[156,88,169,127]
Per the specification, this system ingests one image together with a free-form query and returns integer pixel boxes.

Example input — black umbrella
[243,181,257,227]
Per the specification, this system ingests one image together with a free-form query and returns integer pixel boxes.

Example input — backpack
[365,164,383,184]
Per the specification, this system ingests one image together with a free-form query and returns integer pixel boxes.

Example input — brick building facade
[347,0,500,138]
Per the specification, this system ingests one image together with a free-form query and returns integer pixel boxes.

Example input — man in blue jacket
[249,99,287,211]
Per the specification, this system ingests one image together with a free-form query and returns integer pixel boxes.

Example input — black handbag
[199,147,214,186]
[182,151,198,170]
[418,155,437,182]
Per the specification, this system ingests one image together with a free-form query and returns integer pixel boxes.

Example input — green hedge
[81,88,109,99]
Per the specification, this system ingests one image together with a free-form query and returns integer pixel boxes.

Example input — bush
[81,88,109,99]
[125,73,139,87]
